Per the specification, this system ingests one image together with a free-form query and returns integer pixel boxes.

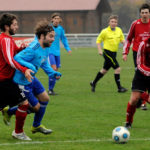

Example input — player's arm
[96,30,104,56]
[41,60,61,79]
[60,27,71,53]
[123,21,136,61]
[137,41,150,76]
[14,48,37,73]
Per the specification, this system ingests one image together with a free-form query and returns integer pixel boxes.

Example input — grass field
[1,47,150,150]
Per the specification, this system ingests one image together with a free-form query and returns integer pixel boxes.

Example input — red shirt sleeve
[1,37,27,74]
[123,21,136,55]
[137,40,150,76]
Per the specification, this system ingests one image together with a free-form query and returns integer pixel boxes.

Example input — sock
[114,74,121,89]
[15,104,29,133]
[141,92,149,103]
[126,102,136,124]
[33,101,48,127]
[8,106,18,115]
[49,77,56,90]
[93,72,104,85]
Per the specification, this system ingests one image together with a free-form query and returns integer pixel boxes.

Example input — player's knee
[101,69,107,74]
[115,67,121,74]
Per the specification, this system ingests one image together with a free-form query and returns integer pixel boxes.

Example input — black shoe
[140,104,148,110]
[136,98,142,108]
[48,90,58,95]
[90,82,96,92]
[118,87,128,93]
[125,122,132,129]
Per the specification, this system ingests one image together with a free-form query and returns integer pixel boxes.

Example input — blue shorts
[48,54,61,68]
[24,77,45,107]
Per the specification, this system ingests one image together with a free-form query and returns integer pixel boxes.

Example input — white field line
[0,138,150,146]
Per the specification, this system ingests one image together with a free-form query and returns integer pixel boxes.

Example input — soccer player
[48,13,71,95]
[90,15,127,93]
[123,3,150,110]
[125,36,150,128]
[0,13,34,140]
[3,20,62,134]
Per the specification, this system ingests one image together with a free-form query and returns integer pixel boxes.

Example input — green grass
[1,47,150,150]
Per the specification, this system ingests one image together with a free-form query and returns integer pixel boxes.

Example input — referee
[90,15,127,93]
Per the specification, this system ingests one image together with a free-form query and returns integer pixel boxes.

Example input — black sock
[93,72,104,85]
[114,74,121,89]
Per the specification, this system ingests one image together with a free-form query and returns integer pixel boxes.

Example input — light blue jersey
[49,25,71,56]
[13,37,61,85]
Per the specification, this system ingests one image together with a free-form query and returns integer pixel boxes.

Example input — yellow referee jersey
[96,26,124,52]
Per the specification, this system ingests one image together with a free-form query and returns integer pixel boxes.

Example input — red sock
[126,102,136,123]
[141,92,149,103]
[15,104,29,133]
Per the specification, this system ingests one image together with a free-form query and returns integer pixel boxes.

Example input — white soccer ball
[112,126,130,143]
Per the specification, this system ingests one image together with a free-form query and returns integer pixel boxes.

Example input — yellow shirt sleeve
[96,29,105,44]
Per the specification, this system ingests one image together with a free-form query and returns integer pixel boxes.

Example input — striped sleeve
[1,38,27,73]
[123,21,136,55]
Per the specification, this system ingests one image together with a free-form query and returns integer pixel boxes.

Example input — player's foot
[31,125,53,134]
[136,99,142,108]
[12,130,31,141]
[124,122,132,129]
[2,106,11,126]
[90,82,96,92]
[140,104,148,110]
[118,87,128,93]
[48,90,58,95]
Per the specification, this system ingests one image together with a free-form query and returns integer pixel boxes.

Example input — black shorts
[132,69,150,93]
[0,79,26,110]
[103,49,119,70]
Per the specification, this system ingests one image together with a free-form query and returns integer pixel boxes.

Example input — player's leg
[4,81,31,140]
[125,70,147,128]
[48,54,58,95]
[28,77,52,134]
[90,49,110,92]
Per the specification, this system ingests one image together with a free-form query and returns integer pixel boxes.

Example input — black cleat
[125,122,132,129]
[140,104,148,110]
[90,82,96,92]
[118,87,128,93]
[48,90,58,96]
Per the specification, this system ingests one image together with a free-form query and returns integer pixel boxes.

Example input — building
[0,0,111,33]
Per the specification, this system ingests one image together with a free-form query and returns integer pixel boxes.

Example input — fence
[14,33,128,48]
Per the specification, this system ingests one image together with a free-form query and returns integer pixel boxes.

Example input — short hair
[51,13,61,19]
[35,19,54,39]
[108,15,118,22]
[139,3,150,12]
[0,13,17,32]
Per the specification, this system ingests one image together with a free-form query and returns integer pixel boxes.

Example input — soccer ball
[112,126,130,143]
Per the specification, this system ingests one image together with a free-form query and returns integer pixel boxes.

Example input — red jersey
[123,19,150,55]
[137,37,150,76]
[0,33,27,81]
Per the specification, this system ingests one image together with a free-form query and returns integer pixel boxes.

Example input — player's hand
[24,69,34,82]
[54,72,62,80]
[122,54,127,61]
[99,51,103,56]
[68,50,72,55]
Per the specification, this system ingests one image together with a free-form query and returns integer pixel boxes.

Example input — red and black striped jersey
[0,33,27,81]
[123,19,150,55]
[137,37,150,76]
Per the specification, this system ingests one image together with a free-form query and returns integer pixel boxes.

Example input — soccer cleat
[2,106,11,126]
[31,125,53,134]
[48,90,58,96]
[12,130,32,141]
[118,87,128,93]
[124,122,132,129]
[90,82,96,92]
[140,104,148,110]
